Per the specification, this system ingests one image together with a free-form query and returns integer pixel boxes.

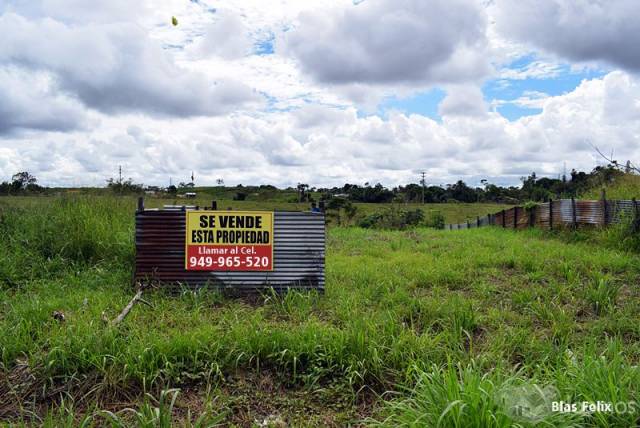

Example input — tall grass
[0,196,134,287]
[372,341,639,427]
[0,196,133,264]
[581,173,640,200]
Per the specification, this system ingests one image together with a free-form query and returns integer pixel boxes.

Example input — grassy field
[1,197,639,426]
[2,195,508,225]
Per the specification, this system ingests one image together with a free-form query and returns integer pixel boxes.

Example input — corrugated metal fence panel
[515,207,529,229]
[606,200,617,224]
[575,200,603,225]
[551,199,565,226]
[551,199,605,226]
[135,210,325,293]
[536,203,550,229]
[555,199,570,224]
[445,199,638,231]
[504,208,515,229]
[547,199,592,227]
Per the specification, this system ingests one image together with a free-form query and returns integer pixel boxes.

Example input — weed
[585,275,621,316]
[369,363,578,427]
[100,388,226,427]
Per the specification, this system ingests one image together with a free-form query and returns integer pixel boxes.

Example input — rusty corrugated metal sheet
[574,200,604,225]
[535,203,550,229]
[135,209,325,293]
[503,208,515,229]
[515,207,529,229]
[548,199,603,227]
[551,199,564,226]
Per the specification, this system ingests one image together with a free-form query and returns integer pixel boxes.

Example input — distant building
[184,192,197,198]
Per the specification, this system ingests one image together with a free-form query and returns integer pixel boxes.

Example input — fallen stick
[112,289,144,325]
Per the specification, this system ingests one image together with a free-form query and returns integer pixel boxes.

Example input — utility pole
[118,165,123,196]
[562,162,567,197]
[420,171,426,204]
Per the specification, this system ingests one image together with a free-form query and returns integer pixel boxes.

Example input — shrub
[326,197,349,210]
[358,213,384,229]
[403,209,424,226]
[425,211,445,229]
[357,207,424,230]
[328,200,359,226]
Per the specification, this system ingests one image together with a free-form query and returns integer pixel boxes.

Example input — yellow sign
[185,211,274,271]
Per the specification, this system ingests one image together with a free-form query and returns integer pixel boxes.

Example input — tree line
[317,166,622,204]
[0,165,626,203]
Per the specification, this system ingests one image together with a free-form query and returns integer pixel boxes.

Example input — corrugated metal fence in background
[447,198,639,231]
[135,205,325,293]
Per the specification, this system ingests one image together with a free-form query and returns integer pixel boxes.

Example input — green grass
[581,173,640,200]
[1,196,639,426]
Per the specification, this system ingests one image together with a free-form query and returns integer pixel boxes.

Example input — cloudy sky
[1,0,639,188]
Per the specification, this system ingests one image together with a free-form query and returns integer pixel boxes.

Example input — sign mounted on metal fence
[135,199,325,293]
[185,211,274,271]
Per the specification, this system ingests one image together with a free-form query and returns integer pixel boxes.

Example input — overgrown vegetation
[550,212,640,253]
[582,173,640,201]
[1,197,639,426]
[357,206,445,230]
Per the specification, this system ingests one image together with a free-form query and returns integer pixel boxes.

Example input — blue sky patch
[254,33,275,55]
[366,57,607,122]
[481,55,608,121]
[377,89,446,120]
[495,104,542,121]
[485,68,606,100]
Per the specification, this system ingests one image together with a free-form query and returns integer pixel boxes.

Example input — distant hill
[581,173,640,200]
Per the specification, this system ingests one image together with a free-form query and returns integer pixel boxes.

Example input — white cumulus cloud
[494,0,640,72]
[284,0,491,86]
